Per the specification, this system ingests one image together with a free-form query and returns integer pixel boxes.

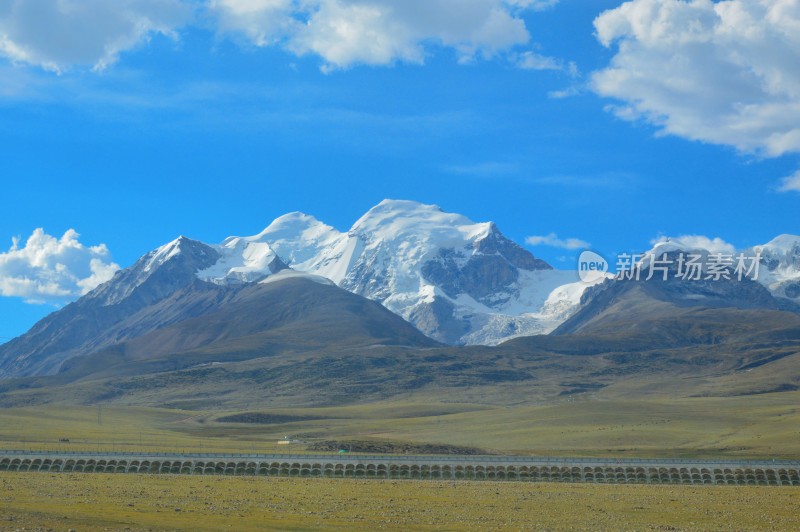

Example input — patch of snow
[759,234,800,253]
[259,269,335,286]
[197,237,281,285]
[350,199,493,253]
[312,235,364,285]
[749,234,800,301]
[252,212,343,271]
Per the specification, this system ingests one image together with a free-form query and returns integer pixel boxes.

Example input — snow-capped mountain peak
[647,236,736,257]
[195,213,343,286]
[184,199,580,344]
[252,211,336,244]
[319,200,570,344]
[254,212,343,270]
[197,235,289,286]
[749,234,800,301]
[351,199,491,244]
[752,234,800,275]
[87,236,219,307]
[142,236,198,273]
[639,234,800,304]
[757,234,800,256]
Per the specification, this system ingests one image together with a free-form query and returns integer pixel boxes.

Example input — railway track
[2,450,798,485]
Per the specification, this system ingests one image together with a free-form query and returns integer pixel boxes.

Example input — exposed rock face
[474,224,551,270]
[419,232,547,309]
[408,298,471,344]
[785,282,800,299]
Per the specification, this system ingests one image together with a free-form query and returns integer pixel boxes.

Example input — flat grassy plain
[1,473,798,531]
[1,391,800,458]
[2,394,799,531]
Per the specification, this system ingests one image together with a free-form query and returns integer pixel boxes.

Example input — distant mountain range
[0,199,799,407]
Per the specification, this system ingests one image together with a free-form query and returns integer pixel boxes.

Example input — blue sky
[1,0,798,341]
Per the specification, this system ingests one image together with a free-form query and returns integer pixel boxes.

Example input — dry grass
[2,392,800,459]
[0,392,800,459]
[1,472,798,531]
[2,398,799,530]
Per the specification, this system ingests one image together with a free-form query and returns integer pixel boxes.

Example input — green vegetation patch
[306,439,491,455]
[215,412,324,424]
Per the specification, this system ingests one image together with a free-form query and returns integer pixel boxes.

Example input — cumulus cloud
[0,229,120,304]
[0,0,193,72]
[778,170,800,193]
[650,234,736,255]
[0,1,565,73]
[210,0,534,70]
[526,233,590,250]
[592,0,800,157]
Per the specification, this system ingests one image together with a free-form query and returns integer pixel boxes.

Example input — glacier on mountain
[193,199,596,345]
[751,235,800,302]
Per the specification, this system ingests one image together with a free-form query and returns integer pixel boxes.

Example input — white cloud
[0,229,120,304]
[526,233,590,250]
[0,1,563,74]
[208,0,297,47]
[516,51,561,71]
[508,0,561,9]
[548,85,582,99]
[650,234,736,255]
[210,0,534,70]
[592,0,800,157]
[516,50,581,98]
[778,170,800,193]
[0,0,193,72]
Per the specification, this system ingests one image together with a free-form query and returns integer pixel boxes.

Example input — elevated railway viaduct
[1,451,798,486]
